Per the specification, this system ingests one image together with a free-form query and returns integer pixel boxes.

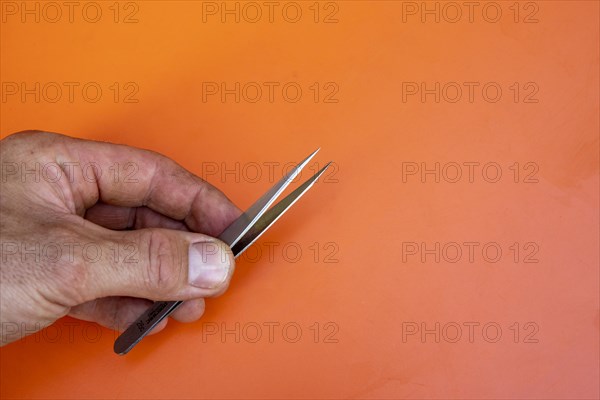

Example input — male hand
[0,131,240,345]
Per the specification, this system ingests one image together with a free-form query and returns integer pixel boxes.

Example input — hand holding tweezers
[114,149,330,354]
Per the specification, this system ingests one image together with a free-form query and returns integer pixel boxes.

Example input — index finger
[51,132,241,236]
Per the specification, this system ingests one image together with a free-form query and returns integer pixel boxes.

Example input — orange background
[1,1,599,399]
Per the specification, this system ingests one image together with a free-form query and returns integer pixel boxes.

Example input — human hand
[0,131,241,345]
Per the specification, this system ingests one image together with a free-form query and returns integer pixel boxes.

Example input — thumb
[85,228,235,301]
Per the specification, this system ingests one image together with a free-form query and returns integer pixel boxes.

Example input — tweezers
[114,149,330,355]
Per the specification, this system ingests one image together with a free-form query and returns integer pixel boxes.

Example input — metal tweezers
[114,149,330,354]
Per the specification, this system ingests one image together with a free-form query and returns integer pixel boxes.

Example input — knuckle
[62,266,89,303]
[43,256,90,306]
[143,230,183,296]
[2,130,57,145]
[35,228,91,305]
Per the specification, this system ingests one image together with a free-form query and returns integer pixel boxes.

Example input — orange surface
[0,1,599,399]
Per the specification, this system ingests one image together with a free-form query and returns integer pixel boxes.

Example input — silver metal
[231,162,331,256]
[218,148,320,248]
[114,150,330,355]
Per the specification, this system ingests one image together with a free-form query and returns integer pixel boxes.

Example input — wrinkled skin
[0,131,241,345]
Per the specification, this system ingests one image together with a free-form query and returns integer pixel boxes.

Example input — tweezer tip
[297,148,320,170]
[313,161,333,180]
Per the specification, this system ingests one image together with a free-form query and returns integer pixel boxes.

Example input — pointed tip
[297,148,320,170]
[314,161,333,180]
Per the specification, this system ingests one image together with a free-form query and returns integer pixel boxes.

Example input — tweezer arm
[113,154,329,355]
[114,241,243,355]
[114,300,182,355]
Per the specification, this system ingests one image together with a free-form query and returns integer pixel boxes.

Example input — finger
[169,298,206,323]
[68,297,168,335]
[69,297,206,331]
[45,132,241,237]
[76,226,235,302]
[84,203,189,231]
